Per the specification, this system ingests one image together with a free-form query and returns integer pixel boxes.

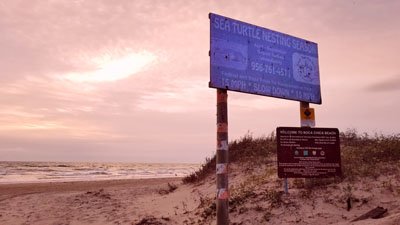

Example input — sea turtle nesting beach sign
[209,13,322,104]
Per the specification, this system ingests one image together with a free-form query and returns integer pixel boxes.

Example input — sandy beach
[1,166,400,225]
[0,178,187,225]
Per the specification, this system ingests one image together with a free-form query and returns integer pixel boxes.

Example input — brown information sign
[277,127,342,178]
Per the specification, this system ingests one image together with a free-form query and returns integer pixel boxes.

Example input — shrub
[340,129,400,179]
[182,156,216,184]
[183,133,276,184]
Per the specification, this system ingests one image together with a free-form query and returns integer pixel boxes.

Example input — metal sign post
[216,89,229,225]
[284,178,289,194]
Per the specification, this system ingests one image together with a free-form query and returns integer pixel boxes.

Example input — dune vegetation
[184,129,400,184]
[181,129,400,224]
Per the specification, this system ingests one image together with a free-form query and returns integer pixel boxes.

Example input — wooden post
[300,102,310,122]
[216,89,229,225]
[300,101,313,188]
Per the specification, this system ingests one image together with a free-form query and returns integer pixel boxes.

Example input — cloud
[63,51,157,83]
[136,80,211,113]
[365,76,400,92]
[0,0,177,80]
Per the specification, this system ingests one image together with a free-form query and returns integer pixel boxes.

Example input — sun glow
[65,51,157,82]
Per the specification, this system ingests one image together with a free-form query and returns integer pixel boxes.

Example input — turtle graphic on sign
[297,57,314,81]
[292,53,320,85]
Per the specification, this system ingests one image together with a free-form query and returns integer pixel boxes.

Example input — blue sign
[209,13,322,104]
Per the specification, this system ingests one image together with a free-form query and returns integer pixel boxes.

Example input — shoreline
[0,175,184,185]
[0,161,199,187]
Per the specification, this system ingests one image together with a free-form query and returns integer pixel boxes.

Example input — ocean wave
[0,161,200,183]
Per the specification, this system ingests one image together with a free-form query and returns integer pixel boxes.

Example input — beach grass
[183,129,400,183]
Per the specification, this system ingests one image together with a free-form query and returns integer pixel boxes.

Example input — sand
[1,170,399,225]
[0,178,188,225]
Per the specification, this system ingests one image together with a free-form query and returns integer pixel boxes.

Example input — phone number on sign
[250,61,289,78]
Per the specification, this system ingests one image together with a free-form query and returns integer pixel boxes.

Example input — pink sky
[1,0,399,163]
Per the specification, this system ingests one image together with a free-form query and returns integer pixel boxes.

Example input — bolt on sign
[277,127,342,178]
[209,13,322,104]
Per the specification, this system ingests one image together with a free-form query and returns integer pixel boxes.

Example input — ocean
[0,161,199,184]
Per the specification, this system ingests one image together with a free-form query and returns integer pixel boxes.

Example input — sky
[0,0,399,163]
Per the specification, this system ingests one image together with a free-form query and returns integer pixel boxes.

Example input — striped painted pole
[216,89,229,225]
